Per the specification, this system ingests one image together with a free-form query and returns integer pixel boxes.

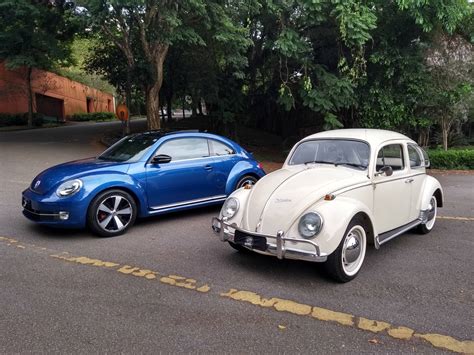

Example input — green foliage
[0,113,44,127]
[70,112,116,122]
[58,38,115,94]
[428,149,474,169]
[0,0,77,70]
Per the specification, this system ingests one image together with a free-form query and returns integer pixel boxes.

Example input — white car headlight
[56,179,83,197]
[298,212,323,238]
[222,197,239,219]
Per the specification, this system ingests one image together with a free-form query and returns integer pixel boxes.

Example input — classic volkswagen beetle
[212,129,443,282]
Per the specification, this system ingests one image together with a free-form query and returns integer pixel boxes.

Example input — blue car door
[208,139,239,195]
[145,137,223,209]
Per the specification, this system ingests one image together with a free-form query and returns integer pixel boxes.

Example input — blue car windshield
[98,135,159,162]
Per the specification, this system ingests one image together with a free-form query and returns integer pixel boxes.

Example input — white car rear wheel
[418,195,437,234]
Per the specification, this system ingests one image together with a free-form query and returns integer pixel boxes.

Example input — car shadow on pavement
[27,224,96,240]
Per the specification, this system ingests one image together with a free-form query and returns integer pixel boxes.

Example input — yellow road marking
[438,216,474,221]
[1,236,472,353]
[221,288,474,353]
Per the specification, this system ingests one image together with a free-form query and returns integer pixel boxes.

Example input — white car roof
[302,129,415,147]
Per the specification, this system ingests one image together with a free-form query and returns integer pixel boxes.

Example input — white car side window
[376,144,405,171]
[407,144,423,168]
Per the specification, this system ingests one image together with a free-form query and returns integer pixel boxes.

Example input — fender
[293,196,376,256]
[80,173,148,217]
[218,187,252,223]
[419,175,444,211]
[224,160,264,195]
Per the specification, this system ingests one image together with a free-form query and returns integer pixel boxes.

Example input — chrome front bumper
[212,217,327,263]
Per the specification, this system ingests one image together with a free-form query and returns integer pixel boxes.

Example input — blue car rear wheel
[236,175,258,190]
[87,189,137,237]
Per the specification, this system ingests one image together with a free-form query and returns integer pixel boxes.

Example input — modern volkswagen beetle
[212,129,443,282]
[22,131,265,237]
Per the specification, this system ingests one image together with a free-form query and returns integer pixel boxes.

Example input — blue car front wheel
[87,189,137,237]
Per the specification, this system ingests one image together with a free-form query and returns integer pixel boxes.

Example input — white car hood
[242,165,368,235]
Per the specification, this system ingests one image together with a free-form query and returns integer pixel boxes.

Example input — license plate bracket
[234,230,267,251]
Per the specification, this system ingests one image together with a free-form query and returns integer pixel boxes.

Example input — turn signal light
[324,194,335,201]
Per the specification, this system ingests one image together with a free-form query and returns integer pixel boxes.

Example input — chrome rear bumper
[212,217,327,263]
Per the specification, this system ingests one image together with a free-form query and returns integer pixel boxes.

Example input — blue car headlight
[56,179,83,197]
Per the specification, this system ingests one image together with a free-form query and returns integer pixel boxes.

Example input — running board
[375,219,421,248]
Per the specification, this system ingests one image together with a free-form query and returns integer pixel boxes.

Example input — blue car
[22,131,265,236]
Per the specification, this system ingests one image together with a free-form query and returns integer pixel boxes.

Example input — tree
[80,0,247,131]
[0,0,77,127]
[425,32,474,150]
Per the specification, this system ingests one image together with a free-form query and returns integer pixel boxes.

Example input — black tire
[235,175,258,190]
[324,216,367,283]
[87,189,137,237]
[228,241,250,253]
[418,195,437,234]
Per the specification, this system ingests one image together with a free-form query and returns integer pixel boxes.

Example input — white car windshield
[289,139,370,169]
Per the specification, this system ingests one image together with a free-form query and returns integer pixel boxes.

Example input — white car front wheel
[324,217,367,283]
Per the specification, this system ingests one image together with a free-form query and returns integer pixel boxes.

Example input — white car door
[407,144,427,221]
[373,143,412,233]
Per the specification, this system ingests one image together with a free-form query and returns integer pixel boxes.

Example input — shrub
[0,113,43,127]
[70,112,115,122]
[428,149,474,170]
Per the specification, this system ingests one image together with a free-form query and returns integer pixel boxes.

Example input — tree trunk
[198,99,203,115]
[146,83,161,130]
[442,117,449,151]
[26,67,33,128]
[166,96,172,122]
[124,67,132,135]
[145,50,167,131]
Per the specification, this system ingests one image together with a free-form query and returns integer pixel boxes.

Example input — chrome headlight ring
[222,197,239,219]
[298,212,323,238]
[56,179,83,197]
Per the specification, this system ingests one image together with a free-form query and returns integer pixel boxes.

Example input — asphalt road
[0,122,473,353]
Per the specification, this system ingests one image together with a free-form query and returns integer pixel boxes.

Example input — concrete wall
[0,62,114,120]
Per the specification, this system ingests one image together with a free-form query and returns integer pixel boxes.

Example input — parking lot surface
[0,123,473,353]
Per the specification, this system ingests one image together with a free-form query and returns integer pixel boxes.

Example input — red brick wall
[0,62,114,119]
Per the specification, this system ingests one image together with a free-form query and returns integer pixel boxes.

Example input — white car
[212,129,443,282]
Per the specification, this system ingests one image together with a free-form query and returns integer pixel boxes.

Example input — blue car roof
[131,130,238,147]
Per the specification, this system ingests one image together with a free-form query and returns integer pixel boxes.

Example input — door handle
[405,178,414,183]
[204,165,213,171]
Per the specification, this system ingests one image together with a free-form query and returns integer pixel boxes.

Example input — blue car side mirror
[151,154,172,164]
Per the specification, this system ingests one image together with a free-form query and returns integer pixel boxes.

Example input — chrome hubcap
[425,196,437,230]
[96,195,132,232]
[343,235,360,263]
[342,225,366,276]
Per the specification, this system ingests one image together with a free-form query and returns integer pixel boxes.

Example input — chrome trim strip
[151,195,227,211]
[23,209,60,217]
[377,219,421,246]
[372,173,425,186]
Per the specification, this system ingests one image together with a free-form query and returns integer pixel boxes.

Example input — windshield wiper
[334,162,367,169]
[304,160,336,166]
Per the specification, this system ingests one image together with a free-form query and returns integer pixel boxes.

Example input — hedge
[70,112,116,122]
[0,113,44,127]
[428,149,474,170]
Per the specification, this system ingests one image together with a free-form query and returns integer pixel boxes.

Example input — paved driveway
[0,123,473,353]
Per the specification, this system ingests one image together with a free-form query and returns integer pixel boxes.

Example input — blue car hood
[30,157,130,195]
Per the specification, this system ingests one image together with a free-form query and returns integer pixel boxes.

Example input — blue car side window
[210,140,235,156]
[156,138,210,161]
